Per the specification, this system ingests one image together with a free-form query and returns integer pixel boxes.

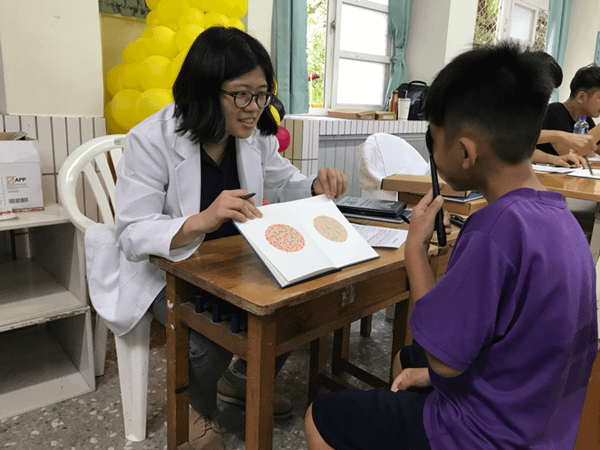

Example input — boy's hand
[391,368,431,392]
[406,188,451,250]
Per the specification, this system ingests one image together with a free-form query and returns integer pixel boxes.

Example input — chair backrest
[574,349,600,448]
[358,133,429,201]
[57,134,126,232]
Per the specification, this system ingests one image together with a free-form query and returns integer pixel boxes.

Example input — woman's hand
[312,167,348,199]
[406,188,451,251]
[391,368,431,392]
[546,152,588,168]
[170,190,262,249]
[199,189,262,233]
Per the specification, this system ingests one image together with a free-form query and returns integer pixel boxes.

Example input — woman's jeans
[149,287,290,415]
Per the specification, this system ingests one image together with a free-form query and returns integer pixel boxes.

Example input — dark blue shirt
[200,136,241,241]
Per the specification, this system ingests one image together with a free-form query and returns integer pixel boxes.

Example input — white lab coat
[85,103,314,337]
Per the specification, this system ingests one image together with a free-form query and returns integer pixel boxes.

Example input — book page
[567,167,600,179]
[235,204,336,286]
[532,164,576,173]
[352,224,408,248]
[290,195,379,268]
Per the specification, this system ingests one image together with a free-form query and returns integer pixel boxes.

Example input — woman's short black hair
[173,26,278,144]
[423,42,554,164]
[569,64,600,98]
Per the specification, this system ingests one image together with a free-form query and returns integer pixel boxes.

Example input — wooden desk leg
[332,325,350,377]
[389,297,410,383]
[246,314,276,450]
[166,274,190,450]
[360,315,373,337]
[308,336,328,403]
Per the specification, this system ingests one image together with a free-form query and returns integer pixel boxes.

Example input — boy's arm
[426,351,463,378]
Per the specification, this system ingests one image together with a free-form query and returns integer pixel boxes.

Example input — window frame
[496,0,549,47]
[312,0,392,114]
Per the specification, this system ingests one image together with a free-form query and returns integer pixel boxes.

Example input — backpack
[397,81,429,121]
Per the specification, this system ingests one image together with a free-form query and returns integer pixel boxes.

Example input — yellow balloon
[209,0,247,19]
[120,63,143,91]
[135,88,174,122]
[104,101,129,135]
[204,12,230,28]
[179,7,205,29]
[106,64,126,98]
[187,0,209,10]
[122,38,147,64]
[171,51,188,83]
[270,105,280,125]
[111,89,143,130]
[157,0,189,23]
[143,26,178,59]
[142,26,154,40]
[139,55,173,90]
[146,0,161,10]
[176,24,204,53]
[230,18,245,31]
[146,10,160,28]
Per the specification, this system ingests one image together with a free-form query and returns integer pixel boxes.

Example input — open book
[234,195,380,287]
[567,167,600,179]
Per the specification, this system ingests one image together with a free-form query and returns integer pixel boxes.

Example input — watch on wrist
[311,181,317,196]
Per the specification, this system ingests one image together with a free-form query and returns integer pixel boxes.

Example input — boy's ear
[457,136,478,169]
[576,90,588,104]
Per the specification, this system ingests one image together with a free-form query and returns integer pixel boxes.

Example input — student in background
[88,26,347,450]
[536,64,600,157]
[304,42,597,450]
[532,52,590,167]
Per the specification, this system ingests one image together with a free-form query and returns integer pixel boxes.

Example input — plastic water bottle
[574,115,590,135]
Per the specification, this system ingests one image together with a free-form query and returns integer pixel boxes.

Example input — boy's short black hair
[569,64,600,98]
[173,27,278,144]
[424,42,554,164]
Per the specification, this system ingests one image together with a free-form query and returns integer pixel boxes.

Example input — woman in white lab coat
[112,27,347,450]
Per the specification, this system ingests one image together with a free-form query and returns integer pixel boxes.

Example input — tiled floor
[1,309,396,450]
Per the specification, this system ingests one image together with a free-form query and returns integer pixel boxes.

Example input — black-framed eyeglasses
[221,90,274,108]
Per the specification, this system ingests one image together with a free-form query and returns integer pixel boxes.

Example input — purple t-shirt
[410,188,597,449]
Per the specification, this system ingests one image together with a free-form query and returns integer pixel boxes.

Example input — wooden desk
[536,172,600,263]
[151,234,435,450]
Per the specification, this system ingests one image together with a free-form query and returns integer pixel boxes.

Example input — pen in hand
[241,192,256,200]
[586,158,594,176]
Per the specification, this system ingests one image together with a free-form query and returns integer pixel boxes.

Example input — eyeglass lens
[234,92,272,108]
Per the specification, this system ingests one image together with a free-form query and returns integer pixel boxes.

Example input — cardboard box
[327,109,377,120]
[381,174,472,197]
[0,132,44,212]
[396,191,488,215]
[375,111,396,120]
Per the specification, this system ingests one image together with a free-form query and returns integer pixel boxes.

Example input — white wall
[247,0,274,55]
[405,0,478,84]
[0,0,104,117]
[558,0,600,101]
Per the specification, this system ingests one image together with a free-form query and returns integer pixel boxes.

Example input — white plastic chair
[57,134,152,442]
[358,133,429,321]
[358,133,430,201]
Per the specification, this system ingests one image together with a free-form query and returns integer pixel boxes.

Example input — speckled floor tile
[1,310,396,449]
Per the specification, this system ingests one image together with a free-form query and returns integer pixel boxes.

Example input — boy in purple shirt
[304,42,598,449]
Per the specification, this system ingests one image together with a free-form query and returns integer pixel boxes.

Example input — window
[307,0,392,112]
[474,0,548,51]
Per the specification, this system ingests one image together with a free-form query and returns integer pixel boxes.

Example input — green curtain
[272,0,309,114]
[546,0,571,102]
[384,0,412,109]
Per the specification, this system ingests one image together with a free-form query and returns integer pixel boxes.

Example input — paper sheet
[532,164,576,173]
[352,224,408,248]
